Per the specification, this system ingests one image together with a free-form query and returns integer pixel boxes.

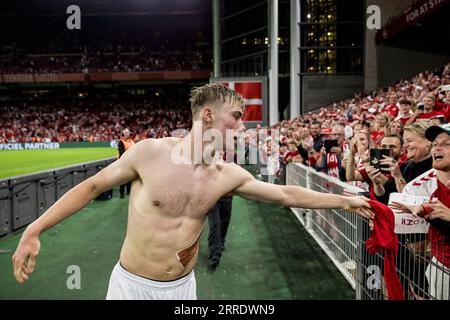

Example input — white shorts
[106,262,197,300]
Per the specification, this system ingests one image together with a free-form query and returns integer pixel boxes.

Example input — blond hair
[189,83,245,119]
[388,119,404,132]
[375,112,390,123]
[403,120,432,138]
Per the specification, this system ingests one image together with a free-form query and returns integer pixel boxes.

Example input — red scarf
[365,200,404,300]
[326,153,339,178]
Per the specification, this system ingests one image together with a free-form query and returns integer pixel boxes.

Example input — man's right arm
[12,140,142,283]
[229,164,374,219]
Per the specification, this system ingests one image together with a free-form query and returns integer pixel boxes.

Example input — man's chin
[432,162,450,171]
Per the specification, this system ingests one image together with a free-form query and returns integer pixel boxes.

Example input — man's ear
[202,106,215,123]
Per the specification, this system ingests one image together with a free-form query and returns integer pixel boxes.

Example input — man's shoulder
[131,138,156,150]
[135,137,177,148]
[160,136,183,145]
[123,138,167,158]
[222,163,252,180]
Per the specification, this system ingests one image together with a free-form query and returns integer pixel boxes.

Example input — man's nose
[237,120,246,132]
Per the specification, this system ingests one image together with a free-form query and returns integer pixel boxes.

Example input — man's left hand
[343,196,375,219]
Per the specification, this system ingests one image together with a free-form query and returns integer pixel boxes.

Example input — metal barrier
[284,163,449,300]
[0,157,116,238]
[286,163,364,290]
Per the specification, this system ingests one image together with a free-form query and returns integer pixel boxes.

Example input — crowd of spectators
[249,61,450,300]
[0,18,211,73]
[0,48,209,74]
[258,62,450,186]
[0,96,192,144]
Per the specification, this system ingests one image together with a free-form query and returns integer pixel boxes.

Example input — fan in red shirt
[384,94,400,119]
[415,94,445,121]
[433,89,450,112]
[370,113,389,147]
[423,126,450,280]
[437,90,450,122]
[395,99,414,124]
[391,124,450,299]
[284,141,301,165]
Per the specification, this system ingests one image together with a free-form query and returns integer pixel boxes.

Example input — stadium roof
[0,0,209,16]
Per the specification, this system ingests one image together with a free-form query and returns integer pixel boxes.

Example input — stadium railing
[0,157,116,239]
[282,163,449,300]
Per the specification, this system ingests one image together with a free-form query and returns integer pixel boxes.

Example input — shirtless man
[12,83,375,300]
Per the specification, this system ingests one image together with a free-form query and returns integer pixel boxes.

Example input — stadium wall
[302,75,364,113]
[376,45,449,87]
[365,0,449,90]
[365,0,412,91]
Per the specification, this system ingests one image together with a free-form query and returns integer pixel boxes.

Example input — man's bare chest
[137,162,227,217]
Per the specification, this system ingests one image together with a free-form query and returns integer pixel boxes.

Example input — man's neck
[437,170,450,188]
[400,111,412,117]
[181,124,218,165]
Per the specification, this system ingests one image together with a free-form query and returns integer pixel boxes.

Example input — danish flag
[221,81,263,122]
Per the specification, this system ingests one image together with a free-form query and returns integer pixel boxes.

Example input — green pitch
[0,148,116,179]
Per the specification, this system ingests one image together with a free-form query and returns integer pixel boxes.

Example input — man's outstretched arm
[232,165,374,219]
[12,141,141,283]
